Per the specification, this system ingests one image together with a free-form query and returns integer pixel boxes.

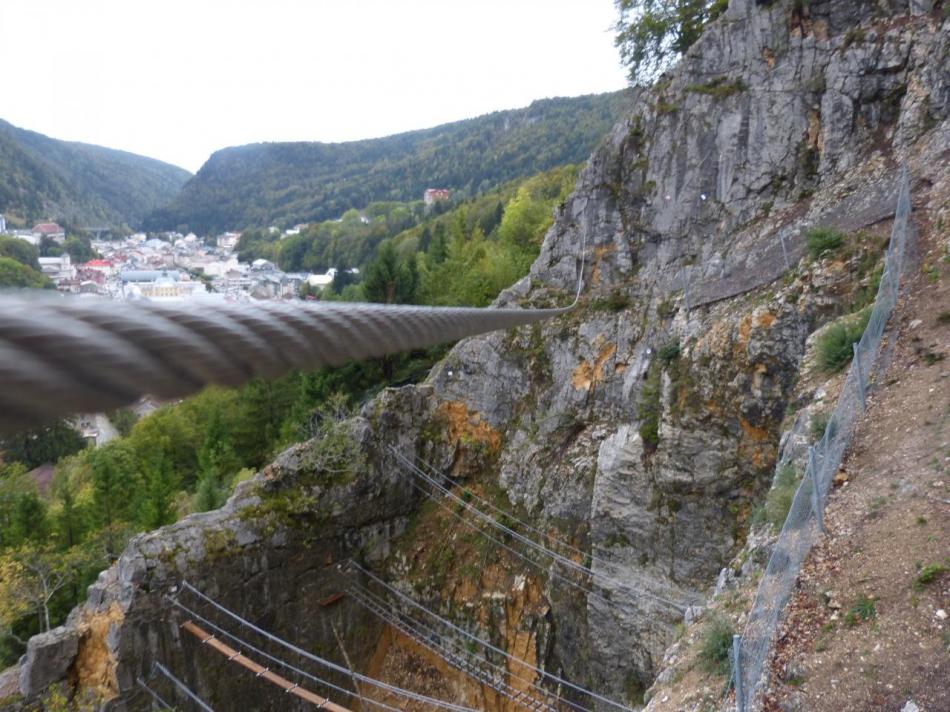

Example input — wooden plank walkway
[181,620,352,711]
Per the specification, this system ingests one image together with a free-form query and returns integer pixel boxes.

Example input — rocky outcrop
[8,1,948,710]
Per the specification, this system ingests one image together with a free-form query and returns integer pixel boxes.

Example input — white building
[38,254,75,280]
[32,222,66,243]
[216,232,240,250]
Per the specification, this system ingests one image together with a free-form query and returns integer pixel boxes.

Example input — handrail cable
[397,448,697,610]
[347,585,559,712]
[136,677,174,711]
[180,619,351,711]
[153,660,215,712]
[177,582,477,712]
[167,596,406,712]
[348,582,576,712]
[349,582,567,710]
[350,562,638,712]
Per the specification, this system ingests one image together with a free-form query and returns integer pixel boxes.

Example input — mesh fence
[733,167,913,711]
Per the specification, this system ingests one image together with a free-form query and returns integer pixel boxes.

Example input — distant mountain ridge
[145,91,632,234]
[0,119,191,230]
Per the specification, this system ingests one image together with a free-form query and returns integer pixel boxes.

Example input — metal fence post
[852,343,867,411]
[732,634,744,712]
[779,232,790,270]
[809,446,825,534]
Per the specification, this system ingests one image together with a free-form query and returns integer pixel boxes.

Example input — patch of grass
[923,349,945,366]
[656,298,676,319]
[686,77,747,99]
[658,340,681,365]
[817,308,871,373]
[916,515,928,526]
[810,412,829,440]
[844,594,876,626]
[637,359,663,454]
[591,289,632,312]
[806,226,845,258]
[937,310,950,325]
[762,464,799,530]
[655,99,678,115]
[914,563,948,590]
[852,265,883,310]
[843,26,866,48]
[699,614,734,675]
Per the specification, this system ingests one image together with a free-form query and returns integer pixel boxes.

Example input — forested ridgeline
[145,92,629,234]
[0,119,191,230]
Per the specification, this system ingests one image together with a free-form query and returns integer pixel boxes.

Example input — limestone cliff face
[8,1,948,710]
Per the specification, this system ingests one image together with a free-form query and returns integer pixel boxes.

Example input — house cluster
[423,188,450,207]
[1,219,67,246]
[2,217,358,302]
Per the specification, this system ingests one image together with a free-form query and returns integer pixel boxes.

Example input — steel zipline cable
[0,232,586,435]
[0,296,579,434]
[175,582,478,712]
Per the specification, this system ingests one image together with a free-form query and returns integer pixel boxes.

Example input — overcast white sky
[0,0,627,173]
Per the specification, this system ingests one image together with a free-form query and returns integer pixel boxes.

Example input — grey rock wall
[8,2,948,710]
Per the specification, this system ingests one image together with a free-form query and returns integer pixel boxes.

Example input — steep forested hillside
[144,91,631,234]
[0,119,192,229]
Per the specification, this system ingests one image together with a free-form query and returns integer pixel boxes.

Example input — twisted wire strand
[0,296,578,434]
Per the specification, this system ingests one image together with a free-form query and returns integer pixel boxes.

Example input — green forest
[0,162,578,667]
[0,118,191,230]
[145,92,628,234]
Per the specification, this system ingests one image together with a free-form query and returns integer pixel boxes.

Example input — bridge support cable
[349,563,638,712]
[394,448,697,612]
[136,677,175,711]
[175,583,478,712]
[0,279,583,434]
[406,449,624,568]
[392,451,691,616]
[180,620,351,711]
[349,583,567,711]
[152,660,215,712]
[167,596,403,712]
[347,583,569,712]
[394,468,656,625]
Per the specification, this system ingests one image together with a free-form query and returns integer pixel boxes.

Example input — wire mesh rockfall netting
[735,167,912,711]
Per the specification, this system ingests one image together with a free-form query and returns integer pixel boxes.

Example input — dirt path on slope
[764,234,950,711]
